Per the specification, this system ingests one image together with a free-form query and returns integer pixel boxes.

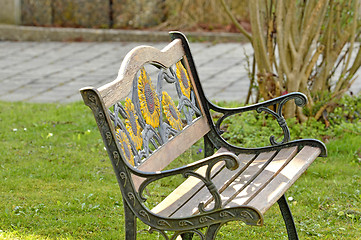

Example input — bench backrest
[80,32,211,189]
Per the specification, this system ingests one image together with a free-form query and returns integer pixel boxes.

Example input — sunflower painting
[162,91,183,131]
[124,98,143,150]
[138,68,161,129]
[115,128,135,166]
[176,61,192,99]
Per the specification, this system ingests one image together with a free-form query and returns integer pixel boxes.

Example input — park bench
[80,32,327,240]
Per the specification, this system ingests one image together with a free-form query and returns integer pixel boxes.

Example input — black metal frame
[80,31,327,240]
[170,32,326,240]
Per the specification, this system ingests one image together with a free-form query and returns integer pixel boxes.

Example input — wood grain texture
[168,152,257,218]
[132,116,210,190]
[247,146,321,214]
[151,147,241,216]
[223,147,298,208]
[152,146,319,219]
[98,39,184,108]
[151,158,224,217]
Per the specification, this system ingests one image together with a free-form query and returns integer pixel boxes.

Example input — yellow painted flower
[138,68,160,128]
[176,61,191,99]
[115,128,135,166]
[162,91,183,131]
[124,98,143,150]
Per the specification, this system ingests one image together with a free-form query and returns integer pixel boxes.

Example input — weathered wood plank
[169,151,262,218]
[161,147,300,218]
[151,157,225,217]
[189,150,278,215]
[132,116,210,190]
[221,147,298,209]
[98,39,184,108]
[246,146,321,214]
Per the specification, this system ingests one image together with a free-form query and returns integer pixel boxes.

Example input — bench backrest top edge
[98,39,184,108]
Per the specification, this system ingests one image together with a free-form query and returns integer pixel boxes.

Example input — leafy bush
[329,94,361,125]
[221,94,361,148]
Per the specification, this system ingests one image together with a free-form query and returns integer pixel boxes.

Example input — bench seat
[152,146,320,218]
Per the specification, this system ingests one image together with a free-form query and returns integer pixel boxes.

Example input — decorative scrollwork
[88,92,96,103]
[158,220,171,227]
[106,59,202,169]
[113,151,120,166]
[220,210,235,218]
[240,210,255,221]
[97,112,105,126]
[139,210,151,221]
[105,132,112,146]
[213,92,308,147]
[183,170,221,214]
[292,93,307,107]
[119,172,127,186]
[179,220,194,227]
[256,93,308,145]
[256,106,290,145]
[127,192,135,205]
[199,215,215,223]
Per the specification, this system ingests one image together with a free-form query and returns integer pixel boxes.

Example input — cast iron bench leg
[181,223,222,240]
[181,232,194,240]
[205,223,223,240]
[278,194,299,240]
[124,201,137,240]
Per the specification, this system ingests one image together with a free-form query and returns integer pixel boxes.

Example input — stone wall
[112,0,165,28]
[0,0,166,28]
[0,0,21,24]
[21,0,52,26]
[51,0,111,28]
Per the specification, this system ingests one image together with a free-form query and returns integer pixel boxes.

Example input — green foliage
[0,99,360,239]
[221,95,361,148]
[329,94,361,124]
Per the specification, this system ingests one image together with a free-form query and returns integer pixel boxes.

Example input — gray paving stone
[0,40,360,104]
[29,93,68,103]
[61,94,82,103]
[0,42,37,58]
[1,93,32,102]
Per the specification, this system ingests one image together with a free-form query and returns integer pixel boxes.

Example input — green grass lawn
[0,101,360,239]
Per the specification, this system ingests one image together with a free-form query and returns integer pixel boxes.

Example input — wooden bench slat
[151,158,224,217]
[169,151,274,218]
[132,116,211,190]
[246,146,321,214]
[155,147,300,218]
[218,147,298,209]
[152,151,256,217]
[194,150,281,214]
[151,147,242,216]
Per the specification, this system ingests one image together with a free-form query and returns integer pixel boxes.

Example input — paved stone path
[0,40,360,103]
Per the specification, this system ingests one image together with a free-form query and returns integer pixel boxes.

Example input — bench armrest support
[208,92,307,145]
[129,152,238,210]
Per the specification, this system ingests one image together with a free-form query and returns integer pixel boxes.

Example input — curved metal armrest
[208,92,307,115]
[209,92,307,145]
[128,152,239,210]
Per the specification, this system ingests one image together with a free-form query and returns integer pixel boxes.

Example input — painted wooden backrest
[81,36,210,186]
